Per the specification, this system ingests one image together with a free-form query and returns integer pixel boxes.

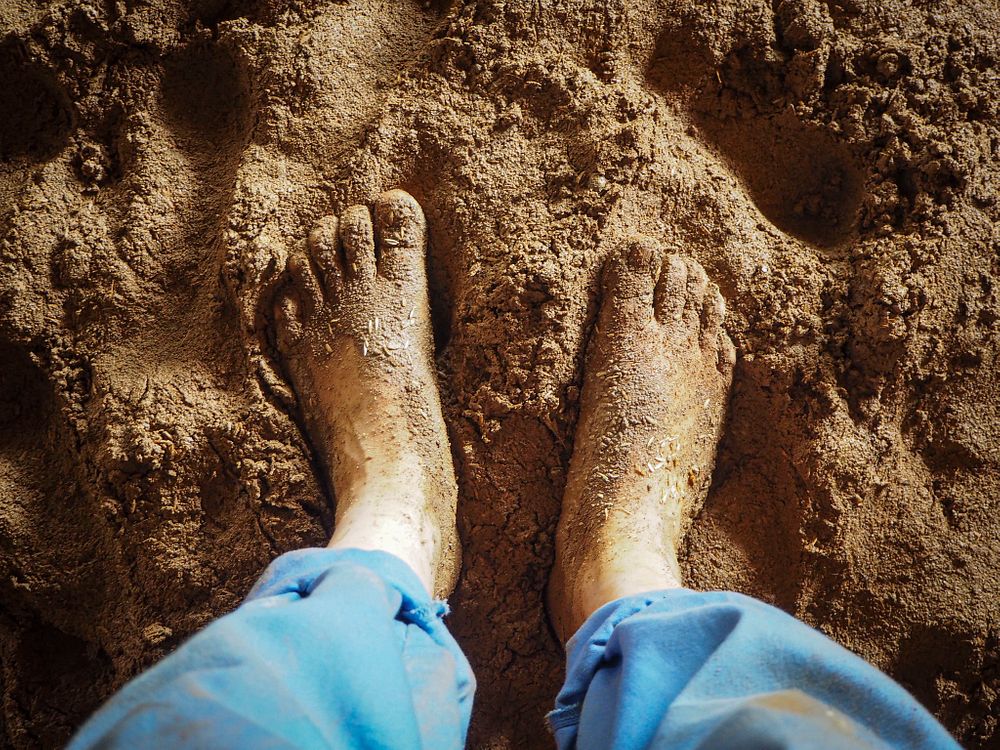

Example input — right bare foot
[549,237,735,643]
[273,190,460,598]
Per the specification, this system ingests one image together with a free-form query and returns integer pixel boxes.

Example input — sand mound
[1,0,997,747]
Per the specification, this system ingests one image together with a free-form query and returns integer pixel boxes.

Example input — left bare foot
[273,190,460,597]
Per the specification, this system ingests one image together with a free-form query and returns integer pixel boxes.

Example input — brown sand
[0,0,998,747]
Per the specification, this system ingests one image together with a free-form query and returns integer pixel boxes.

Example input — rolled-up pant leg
[69,548,475,750]
[549,589,960,750]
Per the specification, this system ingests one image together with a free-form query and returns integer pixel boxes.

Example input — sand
[0,0,997,747]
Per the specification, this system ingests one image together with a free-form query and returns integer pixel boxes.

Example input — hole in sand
[161,40,251,147]
[0,42,72,162]
[9,621,110,746]
[698,109,864,249]
[413,194,456,355]
[0,344,51,445]
[189,0,265,25]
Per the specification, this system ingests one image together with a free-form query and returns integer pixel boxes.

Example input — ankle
[580,552,683,611]
[552,547,683,643]
[328,505,438,595]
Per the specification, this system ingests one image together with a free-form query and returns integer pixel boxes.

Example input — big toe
[374,189,427,284]
[602,236,663,314]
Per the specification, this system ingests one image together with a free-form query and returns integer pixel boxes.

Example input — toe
[286,251,324,319]
[340,204,377,282]
[682,257,708,330]
[273,285,305,351]
[654,254,688,324]
[700,285,726,348]
[307,215,343,293]
[374,189,427,283]
[602,236,662,312]
[718,330,737,375]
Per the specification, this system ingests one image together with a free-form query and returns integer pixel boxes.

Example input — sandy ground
[0,0,998,747]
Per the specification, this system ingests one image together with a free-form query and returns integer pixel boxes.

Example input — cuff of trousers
[547,589,682,739]
[245,547,450,628]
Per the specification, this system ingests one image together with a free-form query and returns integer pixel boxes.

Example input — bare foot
[549,237,735,642]
[273,190,460,598]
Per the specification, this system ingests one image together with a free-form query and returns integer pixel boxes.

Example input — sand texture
[1,0,998,747]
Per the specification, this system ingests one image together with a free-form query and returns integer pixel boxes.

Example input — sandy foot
[549,237,735,642]
[273,190,460,598]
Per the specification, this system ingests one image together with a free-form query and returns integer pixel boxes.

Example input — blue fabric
[549,589,961,750]
[68,548,475,750]
[69,551,959,750]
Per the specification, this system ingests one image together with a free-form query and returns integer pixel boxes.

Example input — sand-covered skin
[274,190,460,596]
[549,239,734,641]
[0,0,998,747]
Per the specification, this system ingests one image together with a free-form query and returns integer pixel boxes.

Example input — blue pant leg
[549,589,960,750]
[69,548,475,750]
